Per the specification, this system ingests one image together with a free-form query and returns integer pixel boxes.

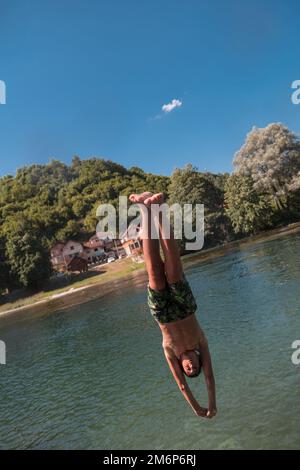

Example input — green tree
[55,219,82,242]
[0,234,12,293]
[4,217,52,288]
[224,174,274,235]
[168,164,232,250]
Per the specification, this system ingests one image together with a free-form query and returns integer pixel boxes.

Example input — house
[122,238,142,256]
[67,256,88,273]
[62,240,84,264]
[51,240,85,272]
[120,222,142,257]
[50,242,65,271]
[109,238,126,258]
[87,234,104,248]
[83,241,105,264]
[120,221,141,242]
[96,231,127,258]
[111,245,126,258]
[102,238,114,251]
[50,232,128,273]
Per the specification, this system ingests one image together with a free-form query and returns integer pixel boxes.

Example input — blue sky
[0,0,299,177]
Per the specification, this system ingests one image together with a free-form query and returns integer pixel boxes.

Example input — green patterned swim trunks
[147,275,197,324]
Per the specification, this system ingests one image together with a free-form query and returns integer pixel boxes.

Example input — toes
[141,192,153,202]
[144,196,154,206]
[129,194,145,203]
[129,192,153,204]
[144,193,164,206]
[139,192,153,205]
[137,194,149,203]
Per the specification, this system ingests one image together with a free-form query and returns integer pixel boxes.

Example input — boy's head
[180,349,202,377]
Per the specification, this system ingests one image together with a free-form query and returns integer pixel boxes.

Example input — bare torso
[159,314,204,358]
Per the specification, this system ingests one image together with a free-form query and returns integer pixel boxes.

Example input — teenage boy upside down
[129,192,217,419]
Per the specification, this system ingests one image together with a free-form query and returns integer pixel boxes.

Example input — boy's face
[180,350,201,377]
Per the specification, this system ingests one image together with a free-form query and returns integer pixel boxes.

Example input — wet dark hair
[181,355,202,378]
[185,364,202,378]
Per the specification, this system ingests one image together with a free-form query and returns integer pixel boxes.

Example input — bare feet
[144,193,164,207]
[129,192,164,239]
[129,192,153,204]
[129,192,164,206]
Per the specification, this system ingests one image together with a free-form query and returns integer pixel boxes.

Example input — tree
[4,217,52,288]
[0,234,12,293]
[55,219,82,242]
[234,123,300,210]
[168,164,232,250]
[224,174,274,235]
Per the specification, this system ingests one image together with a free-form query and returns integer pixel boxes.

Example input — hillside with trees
[0,123,299,293]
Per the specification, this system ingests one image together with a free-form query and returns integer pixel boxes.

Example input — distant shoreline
[0,221,299,319]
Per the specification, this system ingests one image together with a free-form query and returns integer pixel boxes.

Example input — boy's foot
[144,192,164,206]
[129,192,164,206]
[129,192,153,204]
[129,192,164,239]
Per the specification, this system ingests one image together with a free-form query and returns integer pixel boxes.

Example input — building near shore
[122,239,142,256]
[62,240,84,262]
[95,231,126,258]
[50,242,65,271]
[82,241,105,264]
[51,237,105,272]
[67,256,88,273]
[120,222,142,257]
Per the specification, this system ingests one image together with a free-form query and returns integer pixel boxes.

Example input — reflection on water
[0,233,299,449]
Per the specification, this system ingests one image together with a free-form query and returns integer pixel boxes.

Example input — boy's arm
[164,348,208,417]
[198,334,217,418]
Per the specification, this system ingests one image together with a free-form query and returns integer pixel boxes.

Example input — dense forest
[0,122,300,292]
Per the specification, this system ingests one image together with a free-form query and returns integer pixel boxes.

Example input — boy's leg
[144,193,198,325]
[158,218,183,284]
[135,201,166,291]
[143,193,183,284]
[142,238,166,291]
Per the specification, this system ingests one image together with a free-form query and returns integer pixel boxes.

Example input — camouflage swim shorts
[147,275,197,324]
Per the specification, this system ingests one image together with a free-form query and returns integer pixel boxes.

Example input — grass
[0,258,146,314]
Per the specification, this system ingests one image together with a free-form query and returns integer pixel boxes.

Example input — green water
[0,233,299,450]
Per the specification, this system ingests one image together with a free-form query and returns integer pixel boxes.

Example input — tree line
[0,122,299,293]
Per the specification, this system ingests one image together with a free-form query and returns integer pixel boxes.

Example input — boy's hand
[206,407,217,419]
[194,404,217,419]
[194,405,208,417]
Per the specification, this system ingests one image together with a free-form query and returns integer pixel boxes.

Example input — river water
[0,233,299,449]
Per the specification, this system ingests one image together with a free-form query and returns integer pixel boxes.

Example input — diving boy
[129,192,217,418]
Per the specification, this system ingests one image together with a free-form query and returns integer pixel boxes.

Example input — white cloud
[162,98,182,113]
[148,98,183,122]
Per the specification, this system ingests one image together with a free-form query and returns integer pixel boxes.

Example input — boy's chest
[162,328,199,357]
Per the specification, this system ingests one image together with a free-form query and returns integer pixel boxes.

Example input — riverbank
[1,221,299,318]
